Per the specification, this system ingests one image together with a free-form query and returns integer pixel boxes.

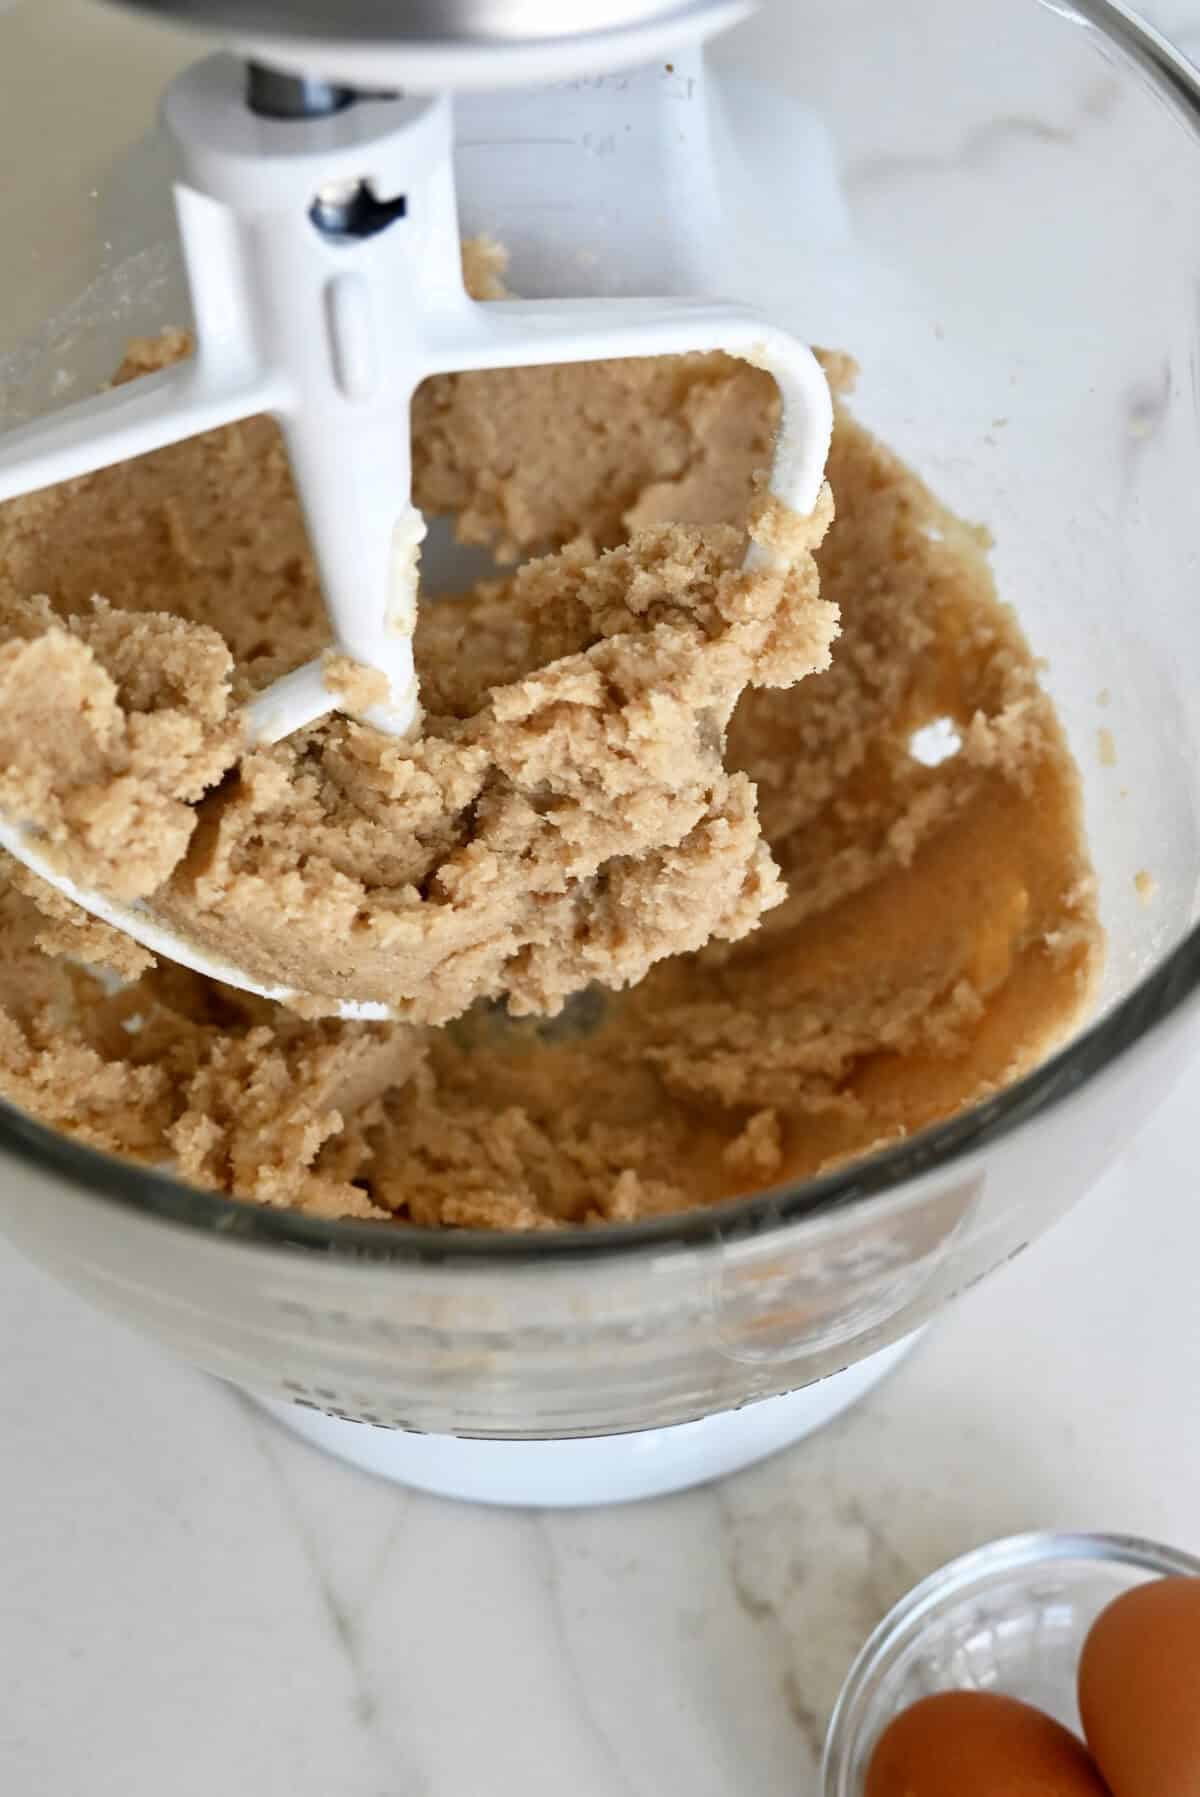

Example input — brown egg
[1078,1575,1200,1797]
[865,1690,1112,1797]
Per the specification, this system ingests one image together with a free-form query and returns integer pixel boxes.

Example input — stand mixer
[0,0,832,1017]
[0,0,1199,1506]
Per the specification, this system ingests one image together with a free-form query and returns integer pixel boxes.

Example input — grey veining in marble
[7,1073,1200,1796]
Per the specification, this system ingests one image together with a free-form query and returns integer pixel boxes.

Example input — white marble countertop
[7,1073,1200,1796]
[4,3,1200,1793]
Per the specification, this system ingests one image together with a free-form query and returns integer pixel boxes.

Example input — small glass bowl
[822,1530,1200,1796]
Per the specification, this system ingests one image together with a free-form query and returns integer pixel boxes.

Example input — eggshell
[1078,1575,1200,1797]
[864,1690,1112,1797]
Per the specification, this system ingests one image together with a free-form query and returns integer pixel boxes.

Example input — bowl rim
[820,1528,1200,1793]
[0,0,1198,1266]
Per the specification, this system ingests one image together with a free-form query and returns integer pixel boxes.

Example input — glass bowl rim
[821,1527,1200,1791]
[0,0,1196,1268]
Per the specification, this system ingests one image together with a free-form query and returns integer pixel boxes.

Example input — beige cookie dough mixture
[0,256,1102,1227]
[0,345,833,1021]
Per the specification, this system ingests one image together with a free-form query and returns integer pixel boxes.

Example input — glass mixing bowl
[0,0,1198,1463]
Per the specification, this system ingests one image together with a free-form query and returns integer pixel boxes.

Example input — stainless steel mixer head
[105,0,749,45]
[101,0,755,88]
[0,3,833,1017]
